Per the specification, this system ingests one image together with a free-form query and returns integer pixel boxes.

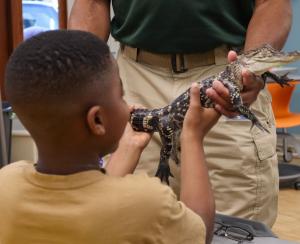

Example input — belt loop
[122,45,139,61]
[214,45,228,65]
[171,54,188,73]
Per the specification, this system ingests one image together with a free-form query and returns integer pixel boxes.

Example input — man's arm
[207,0,292,113]
[68,0,111,41]
[245,0,292,51]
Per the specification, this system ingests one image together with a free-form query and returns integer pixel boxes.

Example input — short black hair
[5,29,112,107]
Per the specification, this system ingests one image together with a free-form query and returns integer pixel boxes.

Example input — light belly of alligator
[130,44,300,184]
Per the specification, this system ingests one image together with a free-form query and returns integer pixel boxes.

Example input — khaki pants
[117,47,278,227]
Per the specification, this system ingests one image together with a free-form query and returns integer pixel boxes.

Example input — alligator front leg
[261,71,291,87]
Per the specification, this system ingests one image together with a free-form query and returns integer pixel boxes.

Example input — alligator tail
[130,108,159,133]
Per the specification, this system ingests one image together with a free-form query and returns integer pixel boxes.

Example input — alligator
[130,44,300,184]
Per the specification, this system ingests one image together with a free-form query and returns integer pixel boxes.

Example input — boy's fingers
[129,103,146,111]
[128,105,135,112]
[190,83,201,107]
[228,50,237,63]
[207,108,221,123]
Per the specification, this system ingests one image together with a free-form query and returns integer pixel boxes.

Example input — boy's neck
[35,152,103,175]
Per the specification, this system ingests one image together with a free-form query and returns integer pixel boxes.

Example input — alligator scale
[130,44,300,184]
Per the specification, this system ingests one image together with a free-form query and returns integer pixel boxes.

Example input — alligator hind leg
[238,105,269,133]
[155,159,174,185]
[261,71,291,87]
[170,130,181,165]
[155,123,174,184]
[155,144,174,185]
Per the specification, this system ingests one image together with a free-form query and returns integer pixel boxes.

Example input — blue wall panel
[280,0,300,134]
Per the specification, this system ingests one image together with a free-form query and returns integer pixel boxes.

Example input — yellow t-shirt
[0,161,205,244]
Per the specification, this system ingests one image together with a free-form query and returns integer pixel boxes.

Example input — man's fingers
[242,69,264,90]
[215,104,239,118]
[240,90,257,107]
[206,87,234,111]
[242,68,264,89]
[206,87,227,103]
[206,80,235,111]
[212,80,230,101]
[241,68,254,86]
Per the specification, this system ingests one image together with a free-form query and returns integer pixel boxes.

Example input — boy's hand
[180,83,217,239]
[118,121,152,151]
[113,104,152,152]
[106,105,152,177]
[181,83,220,141]
[206,50,263,117]
[125,105,152,150]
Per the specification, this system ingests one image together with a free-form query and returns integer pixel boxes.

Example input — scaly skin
[130,44,300,184]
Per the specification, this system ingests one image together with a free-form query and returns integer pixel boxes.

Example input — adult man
[69,0,292,227]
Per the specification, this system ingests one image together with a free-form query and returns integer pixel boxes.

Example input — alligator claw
[251,120,270,133]
[155,163,174,185]
[237,105,270,133]
[262,71,292,87]
[278,73,292,87]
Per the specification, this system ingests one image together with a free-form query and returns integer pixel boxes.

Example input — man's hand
[206,50,264,117]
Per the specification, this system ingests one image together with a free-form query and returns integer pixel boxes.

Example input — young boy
[0,30,219,244]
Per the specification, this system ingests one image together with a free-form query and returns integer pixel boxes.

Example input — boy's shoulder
[109,173,178,212]
[108,174,177,220]
[0,161,31,178]
[113,173,176,200]
[0,161,32,189]
[106,174,205,243]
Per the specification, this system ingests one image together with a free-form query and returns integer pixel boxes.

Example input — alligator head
[238,44,300,75]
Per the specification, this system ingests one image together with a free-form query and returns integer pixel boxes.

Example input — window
[23,0,60,40]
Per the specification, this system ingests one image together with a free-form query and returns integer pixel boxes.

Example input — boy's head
[5,30,129,157]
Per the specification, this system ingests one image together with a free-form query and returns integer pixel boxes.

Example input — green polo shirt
[111,0,254,54]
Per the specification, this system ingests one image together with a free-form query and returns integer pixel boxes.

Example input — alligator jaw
[239,44,300,75]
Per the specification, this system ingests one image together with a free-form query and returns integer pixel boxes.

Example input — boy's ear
[86,106,106,136]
